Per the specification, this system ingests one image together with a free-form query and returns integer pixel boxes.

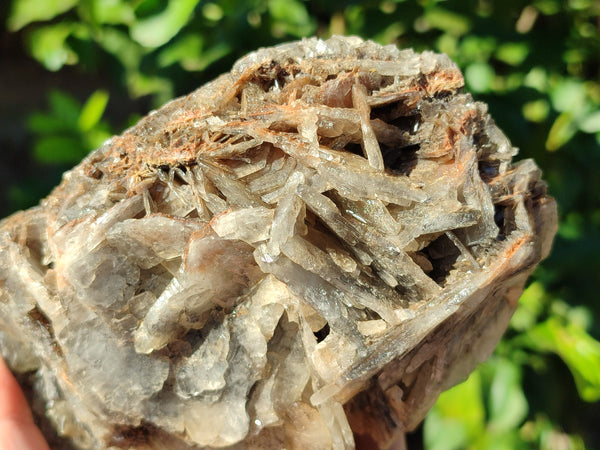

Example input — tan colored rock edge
[0,36,557,449]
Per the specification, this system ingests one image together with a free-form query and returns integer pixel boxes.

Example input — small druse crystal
[0,36,557,449]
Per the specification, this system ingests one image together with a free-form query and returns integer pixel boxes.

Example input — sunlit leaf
[8,0,77,31]
[202,2,223,21]
[550,79,586,114]
[566,306,594,331]
[374,22,406,45]
[568,0,596,11]
[483,430,526,450]
[130,0,200,48]
[579,110,600,133]
[523,318,600,402]
[436,33,458,57]
[459,36,497,63]
[83,127,113,150]
[495,42,529,66]
[522,99,550,122]
[421,7,471,36]
[28,23,78,71]
[546,112,577,151]
[510,281,547,331]
[90,0,135,25]
[424,409,469,450]
[184,43,231,72]
[157,34,203,68]
[488,358,528,432]
[344,5,364,34]
[535,0,561,15]
[424,371,485,450]
[465,62,494,93]
[77,90,109,132]
[96,28,142,70]
[126,73,173,103]
[505,72,525,91]
[523,67,549,92]
[268,0,316,38]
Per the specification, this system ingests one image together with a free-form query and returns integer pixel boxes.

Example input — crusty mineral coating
[0,36,556,449]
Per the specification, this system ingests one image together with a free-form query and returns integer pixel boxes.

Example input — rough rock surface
[0,36,556,449]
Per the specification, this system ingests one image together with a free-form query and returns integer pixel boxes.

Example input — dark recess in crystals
[381,143,419,175]
[314,322,330,343]
[345,142,364,158]
[420,234,462,286]
[109,423,160,448]
[478,160,500,180]
[494,203,518,240]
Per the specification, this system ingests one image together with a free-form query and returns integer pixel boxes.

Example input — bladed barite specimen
[0,36,556,449]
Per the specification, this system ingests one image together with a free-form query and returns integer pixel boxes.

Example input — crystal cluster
[0,36,556,449]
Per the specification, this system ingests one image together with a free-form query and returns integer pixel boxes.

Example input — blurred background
[1,0,599,448]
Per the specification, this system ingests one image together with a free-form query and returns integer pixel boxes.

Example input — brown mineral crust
[70,54,465,187]
[0,36,556,449]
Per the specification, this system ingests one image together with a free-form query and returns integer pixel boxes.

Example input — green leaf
[184,43,231,72]
[522,99,550,123]
[96,28,142,70]
[126,72,173,103]
[523,67,549,92]
[510,282,547,331]
[157,34,203,68]
[421,7,471,36]
[130,0,201,48]
[7,0,77,31]
[201,2,223,21]
[436,33,459,57]
[77,90,109,132]
[555,325,600,402]
[566,306,594,331]
[83,127,113,150]
[488,358,528,432]
[424,409,469,450]
[558,212,584,240]
[579,110,600,133]
[524,318,600,402]
[482,430,527,450]
[550,79,586,114]
[374,22,406,46]
[535,0,561,15]
[268,0,316,38]
[425,371,485,450]
[90,0,135,25]
[28,23,78,71]
[459,36,497,63]
[495,42,529,66]
[33,135,86,164]
[465,62,495,93]
[546,112,578,151]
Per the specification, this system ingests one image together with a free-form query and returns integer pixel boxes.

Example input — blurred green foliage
[28,89,111,163]
[5,0,600,448]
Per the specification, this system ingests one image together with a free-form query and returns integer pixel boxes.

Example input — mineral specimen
[0,36,557,449]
